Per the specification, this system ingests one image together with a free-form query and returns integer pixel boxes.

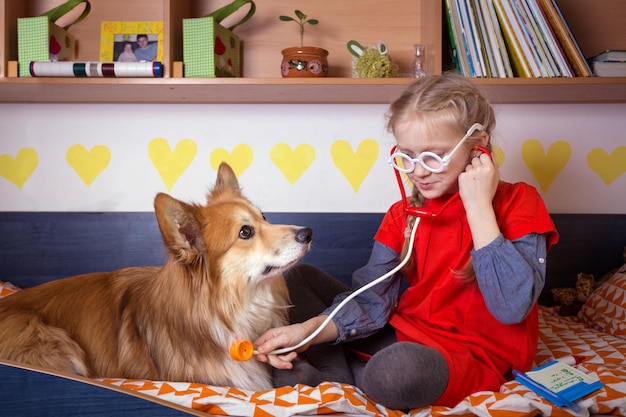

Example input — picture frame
[100,21,164,63]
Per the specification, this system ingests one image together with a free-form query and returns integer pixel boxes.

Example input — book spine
[29,61,163,78]
[510,0,549,76]
[444,0,465,74]
[492,0,534,77]
[471,0,495,77]
[465,0,489,77]
[536,0,591,77]
[485,0,514,77]
[476,0,506,77]
[450,0,475,76]
[458,0,485,76]
[589,50,626,63]
[519,0,559,76]
[525,0,574,77]
[592,61,626,77]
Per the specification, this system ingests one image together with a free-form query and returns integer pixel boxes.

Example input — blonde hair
[386,73,496,279]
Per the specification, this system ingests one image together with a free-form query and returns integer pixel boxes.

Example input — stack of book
[588,50,626,77]
[514,360,603,411]
[444,0,592,77]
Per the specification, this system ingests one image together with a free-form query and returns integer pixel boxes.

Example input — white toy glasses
[388,122,485,174]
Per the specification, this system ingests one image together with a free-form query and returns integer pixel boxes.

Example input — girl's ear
[470,131,492,158]
[478,131,490,147]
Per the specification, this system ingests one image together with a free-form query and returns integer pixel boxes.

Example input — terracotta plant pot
[281,46,329,77]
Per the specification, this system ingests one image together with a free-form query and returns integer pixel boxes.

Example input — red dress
[375,181,559,406]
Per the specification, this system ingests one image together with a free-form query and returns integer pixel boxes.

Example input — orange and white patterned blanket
[98,307,626,417]
[2,272,626,417]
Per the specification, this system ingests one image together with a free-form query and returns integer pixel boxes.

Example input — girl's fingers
[262,351,298,369]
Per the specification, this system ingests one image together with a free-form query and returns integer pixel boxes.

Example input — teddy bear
[550,272,595,316]
[549,246,626,316]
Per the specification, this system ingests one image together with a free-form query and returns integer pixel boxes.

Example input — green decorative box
[17,0,90,77]
[182,0,255,78]
[183,17,241,78]
[17,16,76,77]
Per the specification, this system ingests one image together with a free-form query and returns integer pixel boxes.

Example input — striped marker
[29,61,163,78]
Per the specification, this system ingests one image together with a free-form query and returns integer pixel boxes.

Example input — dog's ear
[212,162,240,195]
[154,193,205,264]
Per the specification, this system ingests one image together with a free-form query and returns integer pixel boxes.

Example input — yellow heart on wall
[209,144,253,177]
[270,143,316,184]
[66,144,111,186]
[149,138,197,191]
[587,146,626,186]
[492,145,505,167]
[0,148,38,189]
[331,139,379,193]
[521,139,571,194]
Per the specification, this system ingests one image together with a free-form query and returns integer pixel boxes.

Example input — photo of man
[133,34,158,62]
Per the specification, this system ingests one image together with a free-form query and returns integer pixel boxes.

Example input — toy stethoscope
[230,124,491,361]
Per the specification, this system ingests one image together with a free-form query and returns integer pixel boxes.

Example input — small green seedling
[279,10,319,47]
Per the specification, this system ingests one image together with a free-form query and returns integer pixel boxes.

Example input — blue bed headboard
[0,212,624,290]
[0,212,382,289]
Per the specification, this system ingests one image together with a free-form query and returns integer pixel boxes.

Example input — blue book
[514,361,603,412]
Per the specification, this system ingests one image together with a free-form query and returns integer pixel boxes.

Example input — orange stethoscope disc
[230,339,255,361]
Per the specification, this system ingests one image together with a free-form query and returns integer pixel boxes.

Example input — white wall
[1,102,624,213]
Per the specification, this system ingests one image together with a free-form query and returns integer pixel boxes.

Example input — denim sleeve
[321,241,403,343]
[472,233,547,324]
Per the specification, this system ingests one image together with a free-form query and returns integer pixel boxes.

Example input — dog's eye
[239,225,255,239]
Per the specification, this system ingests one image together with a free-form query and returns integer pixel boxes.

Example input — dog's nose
[295,227,313,244]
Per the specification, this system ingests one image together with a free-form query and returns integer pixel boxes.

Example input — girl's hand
[459,152,501,249]
[458,152,499,211]
[254,322,312,369]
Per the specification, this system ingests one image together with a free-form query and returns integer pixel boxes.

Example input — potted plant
[279,9,328,77]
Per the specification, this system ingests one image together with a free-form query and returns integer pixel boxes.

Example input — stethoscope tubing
[263,215,421,356]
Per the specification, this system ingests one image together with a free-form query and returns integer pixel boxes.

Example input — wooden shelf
[0,77,624,104]
[1,0,624,105]
[472,77,626,104]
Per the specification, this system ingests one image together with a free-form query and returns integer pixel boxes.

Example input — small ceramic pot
[281,46,329,78]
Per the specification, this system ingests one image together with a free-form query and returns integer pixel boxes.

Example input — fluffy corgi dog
[0,162,312,391]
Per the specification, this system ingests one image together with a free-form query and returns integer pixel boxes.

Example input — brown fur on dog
[0,163,312,391]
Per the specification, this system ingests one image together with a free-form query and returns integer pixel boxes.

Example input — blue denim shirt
[323,233,547,343]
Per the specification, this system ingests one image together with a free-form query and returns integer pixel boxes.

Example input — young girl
[254,73,559,410]
[117,42,138,63]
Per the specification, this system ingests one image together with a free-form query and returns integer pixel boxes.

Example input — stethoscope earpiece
[473,145,492,158]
